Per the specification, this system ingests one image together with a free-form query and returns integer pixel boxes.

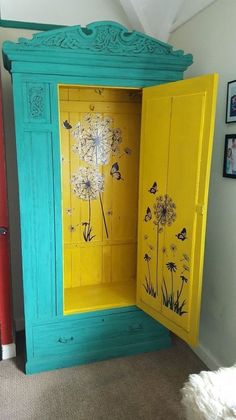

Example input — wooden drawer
[32,310,167,359]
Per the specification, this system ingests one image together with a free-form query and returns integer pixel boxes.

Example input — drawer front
[32,310,167,358]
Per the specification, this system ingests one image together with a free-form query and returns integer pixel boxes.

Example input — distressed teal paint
[3,21,192,374]
[27,336,171,374]
[27,309,171,374]
[50,83,63,316]
[0,19,65,31]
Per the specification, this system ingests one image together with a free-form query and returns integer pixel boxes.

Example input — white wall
[169,0,236,368]
[1,0,131,28]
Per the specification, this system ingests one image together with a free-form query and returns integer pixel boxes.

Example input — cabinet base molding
[26,308,171,374]
[26,336,171,374]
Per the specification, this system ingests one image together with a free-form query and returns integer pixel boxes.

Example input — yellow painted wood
[59,86,141,313]
[60,85,142,102]
[64,281,136,314]
[137,74,218,346]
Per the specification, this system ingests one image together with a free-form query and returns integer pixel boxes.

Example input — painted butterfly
[149,181,158,194]
[144,207,152,222]
[110,162,122,180]
[63,120,72,130]
[176,228,187,241]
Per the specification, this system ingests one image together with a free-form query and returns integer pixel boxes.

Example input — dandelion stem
[99,193,109,239]
[155,222,160,295]
[147,260,151,284]
[88,197,91,227]
[171,271,174,302]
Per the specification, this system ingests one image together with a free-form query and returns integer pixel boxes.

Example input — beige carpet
[0,333,206,420]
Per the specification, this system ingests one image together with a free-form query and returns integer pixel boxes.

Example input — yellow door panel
[137,74,218,346]
[137,96,172,312]
[161,92,206,332]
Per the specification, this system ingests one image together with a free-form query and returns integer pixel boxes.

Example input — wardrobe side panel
[12,75,58,323]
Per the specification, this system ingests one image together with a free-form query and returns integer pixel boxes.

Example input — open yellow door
[137,74,218,346]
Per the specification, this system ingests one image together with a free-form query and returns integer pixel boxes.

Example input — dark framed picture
[223,134,236,178]
[226,80,236,123]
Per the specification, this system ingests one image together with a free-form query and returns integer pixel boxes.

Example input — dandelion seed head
[162,246,167,254]
[182,264,190,272]
[72,114,122,165]
[180,275,188,283]
[153,194,176,227]
[170,243,177,253]
[182,253,190,262]
[69,225,75,232]
[71,167,104,201]
[166,261,177,272]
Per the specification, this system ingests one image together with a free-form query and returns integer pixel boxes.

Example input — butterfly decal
[63,120,72,130]
[176,228,187,241]
[149,181,158,194]
[110,162,122,180]
[144,207,152,222]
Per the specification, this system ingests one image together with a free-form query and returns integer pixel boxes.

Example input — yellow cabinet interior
[58,74,218,346]
[59,86,141,314]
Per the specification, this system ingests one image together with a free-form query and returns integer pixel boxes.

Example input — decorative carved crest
[14,21,187,58]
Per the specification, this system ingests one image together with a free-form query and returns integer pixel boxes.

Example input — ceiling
[120,0,218,41]
[0,0,218,41]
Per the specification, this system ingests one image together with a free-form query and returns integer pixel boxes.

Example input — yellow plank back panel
[137,74,218,346]
[59,87,141,301]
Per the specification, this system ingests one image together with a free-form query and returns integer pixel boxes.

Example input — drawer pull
[58,336,74,344]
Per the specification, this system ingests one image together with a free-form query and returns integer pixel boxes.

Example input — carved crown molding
[5,21,189,59]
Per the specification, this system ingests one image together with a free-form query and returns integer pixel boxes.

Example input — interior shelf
[64,280,136,315]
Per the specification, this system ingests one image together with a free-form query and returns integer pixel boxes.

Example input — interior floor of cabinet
[64,280,136,314]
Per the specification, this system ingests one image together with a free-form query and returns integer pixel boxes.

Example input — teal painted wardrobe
[2,21,194,374]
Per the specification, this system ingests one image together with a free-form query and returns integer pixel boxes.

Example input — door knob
[0,226,8,236]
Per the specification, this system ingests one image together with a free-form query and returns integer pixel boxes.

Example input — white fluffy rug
[181,365,236,420]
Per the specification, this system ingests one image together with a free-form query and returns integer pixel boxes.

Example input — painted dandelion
[152,194,177,295]
[153,194,176,227]
[72,114,122,165]
[71,167,104,200]
[170,243,177,256]
[71,167,108,241]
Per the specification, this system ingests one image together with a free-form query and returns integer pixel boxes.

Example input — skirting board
[2,343,16,360]
[191,343,221,371]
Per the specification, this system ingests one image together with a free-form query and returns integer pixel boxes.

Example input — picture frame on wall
[223,134,236,178]
[226,80,236,123]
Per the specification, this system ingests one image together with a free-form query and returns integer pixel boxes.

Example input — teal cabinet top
[2,21,192,87]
